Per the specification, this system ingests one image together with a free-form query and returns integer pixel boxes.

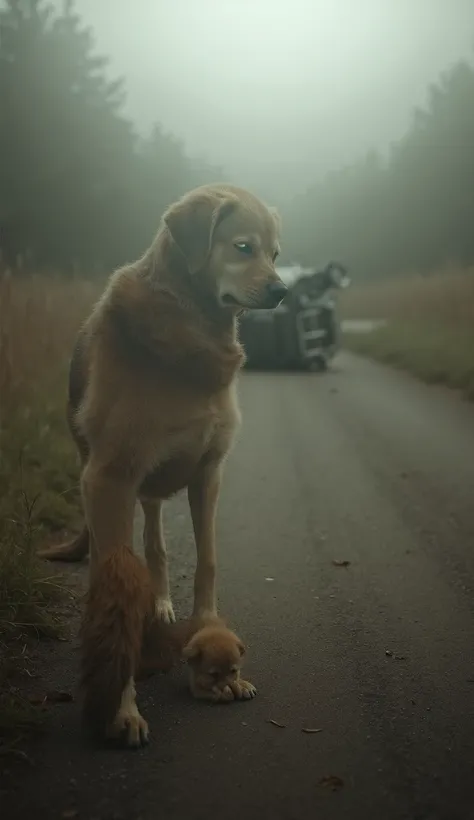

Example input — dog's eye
[234,242,253,255]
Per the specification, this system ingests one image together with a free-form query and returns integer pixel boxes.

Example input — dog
[183,618,256,703]
[40,183,285,747]
[140,614,256,703]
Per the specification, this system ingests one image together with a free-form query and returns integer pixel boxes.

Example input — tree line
[0,0,218,271]
[1,0,473,279]
[283,57,474,279]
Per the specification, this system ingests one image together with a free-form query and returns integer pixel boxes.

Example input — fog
[75,0,473,199]
[3,0,474,273]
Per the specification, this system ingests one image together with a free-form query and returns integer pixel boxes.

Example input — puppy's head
[163,184,287,310]
[182,625,245,691]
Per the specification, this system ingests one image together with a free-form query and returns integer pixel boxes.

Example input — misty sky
[75,0,474,198]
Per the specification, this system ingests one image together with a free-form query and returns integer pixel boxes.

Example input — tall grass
[0,269,97,644]
[341,267,474,324]
[341,268,474,397]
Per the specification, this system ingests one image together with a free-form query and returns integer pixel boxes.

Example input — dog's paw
[154,597,175,624]
[189,683,234,703]
[230,678,257,700]
[213,685,235,703]
[106,705,149,748]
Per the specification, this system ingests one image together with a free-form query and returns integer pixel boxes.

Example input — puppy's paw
[106,705,149,748]
[189,682,234,703]
[230,678,257,700]
[154,597,175,624]
[213,684,235,703]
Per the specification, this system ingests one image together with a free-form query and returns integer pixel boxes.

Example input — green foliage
[0,373,80,640]
[284,59,474,279]
[0,0,217,271]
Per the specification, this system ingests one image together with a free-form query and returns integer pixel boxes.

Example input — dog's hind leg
[140,497,175,624]
[81,545,154,748]
[79,461,155,747]
[38,525,89,562]
[38,422,90,562]
[81,460,137,573]
[188,462,222,618]
[106,677,149,747]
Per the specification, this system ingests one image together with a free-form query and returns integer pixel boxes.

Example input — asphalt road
[4,352,474,820]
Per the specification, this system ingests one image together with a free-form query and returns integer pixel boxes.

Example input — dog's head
[182,625,245,690]
[163,184,287,310]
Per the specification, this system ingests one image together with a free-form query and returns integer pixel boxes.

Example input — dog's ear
[268,206,282,234]
[237,639,246,657]
[163,190,238,274]
[182,640,201,662]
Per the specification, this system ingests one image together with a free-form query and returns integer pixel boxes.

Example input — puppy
[183,617,256,703]
[140,615,256,703]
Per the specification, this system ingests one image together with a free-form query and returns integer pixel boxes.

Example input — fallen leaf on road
[46,690,74,703]
[385,650,393,657]
[267,719,286,728]
[332,560,350,567]
[319,774,344,792]
[265,577,275,582]
[394,655,406,661]
[301,727,323,734]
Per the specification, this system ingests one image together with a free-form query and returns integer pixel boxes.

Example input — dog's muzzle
[262,280,288,308]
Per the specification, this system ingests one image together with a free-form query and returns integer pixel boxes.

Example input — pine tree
[0,0,216,271]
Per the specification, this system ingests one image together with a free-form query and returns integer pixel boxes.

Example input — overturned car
[239,261,350,371]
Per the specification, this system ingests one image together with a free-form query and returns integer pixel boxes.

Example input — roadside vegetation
[0,270,96,741]
[341,269,474,399]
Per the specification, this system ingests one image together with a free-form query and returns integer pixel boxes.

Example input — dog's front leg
[140,497,175,624]
[80,461,150,747]
[188,462,222,618]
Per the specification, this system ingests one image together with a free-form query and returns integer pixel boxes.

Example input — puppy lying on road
[140,614,256,703]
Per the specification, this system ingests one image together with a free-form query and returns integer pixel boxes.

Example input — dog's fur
[39,183,284,746]
[140,614,256,703]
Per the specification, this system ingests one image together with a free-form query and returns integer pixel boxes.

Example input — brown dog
[183,619,256,703]
[41,184,285,747]
[140,615,255,703]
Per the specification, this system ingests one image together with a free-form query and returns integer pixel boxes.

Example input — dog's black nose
[265,281,288,306]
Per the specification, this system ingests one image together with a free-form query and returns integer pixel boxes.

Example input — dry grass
[341,268,474,397]
[340,266,474,324]
[0,268,98,731]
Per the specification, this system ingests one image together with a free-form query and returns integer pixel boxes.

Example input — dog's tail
[80,545,154,736]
